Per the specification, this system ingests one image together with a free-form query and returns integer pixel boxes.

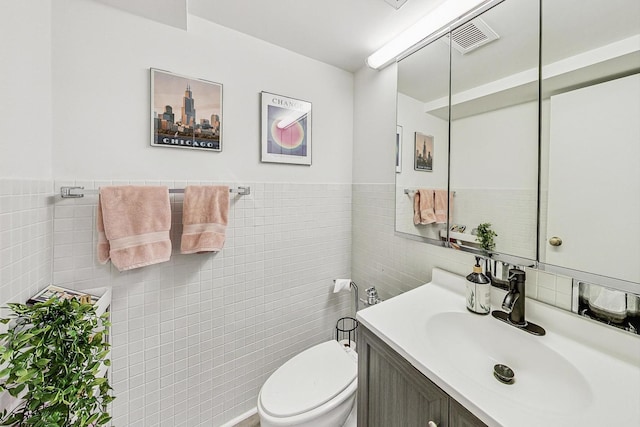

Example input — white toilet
[257,340,358,427]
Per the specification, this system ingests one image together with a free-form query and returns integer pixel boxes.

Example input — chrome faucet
[360,286,383,307]
[490,268,546,336]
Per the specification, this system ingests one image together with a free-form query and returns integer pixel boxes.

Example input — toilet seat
[259,340,357,418]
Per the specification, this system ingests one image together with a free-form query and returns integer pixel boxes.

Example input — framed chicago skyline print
[414,132,433,172]
[261,91,312,165]
[150,68,223,151]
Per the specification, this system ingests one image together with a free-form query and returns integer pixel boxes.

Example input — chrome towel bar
[404,188,455,196]
[59,185,250,198]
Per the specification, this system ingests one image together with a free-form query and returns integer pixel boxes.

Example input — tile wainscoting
[52,180,353,426]
[0,178,53,412]
[0,179,53,321]
[352,183,572,309]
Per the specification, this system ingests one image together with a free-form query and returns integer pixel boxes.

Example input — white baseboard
[219,407,258,427]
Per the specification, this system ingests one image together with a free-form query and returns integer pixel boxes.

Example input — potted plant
[476,222,498,253]
[0,297,114,426]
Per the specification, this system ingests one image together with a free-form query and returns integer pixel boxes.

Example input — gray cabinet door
[449,399,487,427]
[358,325,449,427]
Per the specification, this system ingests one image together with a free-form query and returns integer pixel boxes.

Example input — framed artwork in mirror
[261,91,312,165]
[150,68,223,151]
[396,125,403,173]
[414,132,433,171]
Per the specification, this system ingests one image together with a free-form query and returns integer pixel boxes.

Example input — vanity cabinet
[357,325,486,427]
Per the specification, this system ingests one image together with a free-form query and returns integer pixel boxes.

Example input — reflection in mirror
[395,33,450,242]
[448,0,539,259]
[539,0,640,287]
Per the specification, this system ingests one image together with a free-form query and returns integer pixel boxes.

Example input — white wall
[352,64,397,184]
[52,0,354,183]
[0,1,54,413]
[0,0,52,179]
[48,1,356,424]
[0,0,355,425]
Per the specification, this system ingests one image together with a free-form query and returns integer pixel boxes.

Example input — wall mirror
[395,31,450,243]
[448,0,539,261]
[538,0,640,291]
[395,0,640,294]
[395,0,540,263]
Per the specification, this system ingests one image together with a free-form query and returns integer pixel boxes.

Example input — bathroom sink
[357,268,640,426]
[425,311,593,413]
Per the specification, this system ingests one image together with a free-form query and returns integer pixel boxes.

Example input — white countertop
[356,268,640,427]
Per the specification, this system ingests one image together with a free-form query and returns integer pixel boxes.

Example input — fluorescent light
[366,0,489,70]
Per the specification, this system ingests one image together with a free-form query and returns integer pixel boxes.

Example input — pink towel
[413,189,436,225]
[181,185,229,254]
[435,189,453,224]
[97,186,171,271]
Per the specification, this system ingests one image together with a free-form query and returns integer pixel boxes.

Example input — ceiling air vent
[445,18,500,54]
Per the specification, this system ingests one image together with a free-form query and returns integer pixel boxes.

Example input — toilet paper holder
[333,279,360,313]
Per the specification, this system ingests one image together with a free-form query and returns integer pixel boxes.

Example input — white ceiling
[187,0,448,72]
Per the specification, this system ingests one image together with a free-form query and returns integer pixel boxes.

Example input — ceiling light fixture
[366,0,492,70]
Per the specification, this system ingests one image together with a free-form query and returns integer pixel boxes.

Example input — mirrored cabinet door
[395,33,451,242]
[393,0,639,295]
[539,0,640,286]
[448,0,540,260]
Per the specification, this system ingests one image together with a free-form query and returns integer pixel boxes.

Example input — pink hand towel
[435,189,453,224]
[181,185,229,254]
[413,189,436,225]
[97,186,171,271]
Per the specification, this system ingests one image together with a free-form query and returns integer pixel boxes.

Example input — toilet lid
[259,340,357,418]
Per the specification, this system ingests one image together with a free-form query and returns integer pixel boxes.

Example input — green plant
[476,222,498,253]
[0,297,114,426]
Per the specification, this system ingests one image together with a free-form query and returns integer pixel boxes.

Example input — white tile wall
[0,178,53,412]
[525,269,573,311]
[51,180,352,426]
[353,183,474,301]
[0,178,53,320]
[450,188,538,260]
[0,178,589,426]
[352,183,576,309]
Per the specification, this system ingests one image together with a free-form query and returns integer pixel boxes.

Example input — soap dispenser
[466,257,491,314]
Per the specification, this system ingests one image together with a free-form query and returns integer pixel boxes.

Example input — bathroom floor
[232,414,260,427]
[232,408,357,427]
